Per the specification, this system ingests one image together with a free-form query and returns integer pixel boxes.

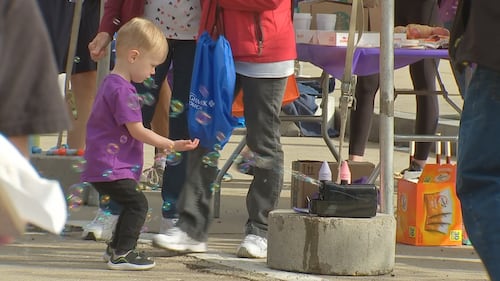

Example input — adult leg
[135,51,171,130]
[175,147,218,242]
[348,74,379,161]
[66,0,100,149]
[161,40,196,219]
[241,75,287,237]
[396,0,440,168]
[409,58,439,165]
[67,71,97,149]
[151,81,171,138]
[456,66,500,280]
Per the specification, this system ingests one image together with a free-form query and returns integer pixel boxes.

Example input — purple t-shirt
[81,74,144,183]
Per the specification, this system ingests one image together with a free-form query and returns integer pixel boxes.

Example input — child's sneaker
[107,250,155,271]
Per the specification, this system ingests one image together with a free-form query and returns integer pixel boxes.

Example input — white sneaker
[236,234,267,258]
[152,227,207,253]
[82,209,119,241]
[159,217,178,234]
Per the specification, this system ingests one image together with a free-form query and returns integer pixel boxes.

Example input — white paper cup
[316,13,337,30]
[293,13,312,30]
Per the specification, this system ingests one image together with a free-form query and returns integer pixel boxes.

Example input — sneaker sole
[107,261,156,271]
[152,239,207,253]
[236,246,266,259]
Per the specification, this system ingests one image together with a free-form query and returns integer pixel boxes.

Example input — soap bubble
[213,143,222,152]
[202,151,220,167]
[145,208,153,223]
[162,200,173,212]
[131,164,141,173]
[170,99,184,117]
[215,132,226,143]
[195,110,212,125]
[71,157,87,173]
[210,182,220,193]
[199,85,209,98]
[66,182,90,211]
[100,194,111,205]
[139,92,155,106]
[166,151,182,166]
[102,169,113,177]
[127,94,141,110]
[106,143,119,154]
[143,77,158,89]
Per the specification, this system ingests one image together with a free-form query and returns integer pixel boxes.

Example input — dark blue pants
[137,39,197,219]
[457,65,500,280]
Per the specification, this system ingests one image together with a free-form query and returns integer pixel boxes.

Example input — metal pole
[96,0,111,86]
[379,0,394,214]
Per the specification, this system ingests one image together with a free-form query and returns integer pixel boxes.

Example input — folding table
[212,44,459,218]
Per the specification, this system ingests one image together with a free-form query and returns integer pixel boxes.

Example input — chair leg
[213,137,247,218]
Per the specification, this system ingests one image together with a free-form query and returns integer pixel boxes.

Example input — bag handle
[337,0,364,182]
[203,0,225,37]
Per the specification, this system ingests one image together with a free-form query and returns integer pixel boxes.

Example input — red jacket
[98,0,144,36]
[200,0,296,63]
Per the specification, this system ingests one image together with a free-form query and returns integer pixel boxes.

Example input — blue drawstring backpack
[188,30,237,149]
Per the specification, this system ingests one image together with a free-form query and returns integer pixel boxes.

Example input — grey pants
[177,75,287,241]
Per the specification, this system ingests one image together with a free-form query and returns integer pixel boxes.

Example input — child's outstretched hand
[171,138,199,152]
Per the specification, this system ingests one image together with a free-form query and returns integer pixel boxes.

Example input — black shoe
[399,161,424,179]
[107,250,155,271]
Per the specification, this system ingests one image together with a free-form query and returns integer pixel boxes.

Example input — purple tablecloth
[297,44,449,79]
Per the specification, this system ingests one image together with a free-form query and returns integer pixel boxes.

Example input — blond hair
[115,17,168,61]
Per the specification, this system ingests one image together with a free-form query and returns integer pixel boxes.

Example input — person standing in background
[153,0,296,259]
[349,0,442,173]
[450,0,500,279]
[36,0,100,150]
[0,0,71,244]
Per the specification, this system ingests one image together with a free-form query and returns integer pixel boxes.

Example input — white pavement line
[191,252,329,281]
[396,254,483,264]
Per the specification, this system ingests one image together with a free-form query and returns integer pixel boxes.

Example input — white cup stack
[316,13,337,30]
[293,13,312,30]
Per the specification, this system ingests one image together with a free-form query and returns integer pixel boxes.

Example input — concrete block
[30,154,98,206]
[267,209,396,276]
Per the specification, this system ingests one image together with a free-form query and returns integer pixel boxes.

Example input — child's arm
[126,122,199,152]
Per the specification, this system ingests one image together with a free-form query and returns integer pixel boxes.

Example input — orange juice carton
[396,163,463,246]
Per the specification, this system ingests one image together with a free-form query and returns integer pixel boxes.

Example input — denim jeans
[137,39,196,218]
[456,65,500,280]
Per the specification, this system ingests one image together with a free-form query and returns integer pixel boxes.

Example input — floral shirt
[144,0,201,40]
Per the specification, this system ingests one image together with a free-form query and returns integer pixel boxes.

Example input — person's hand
[171,138,200,152]
[88,32,112,61]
